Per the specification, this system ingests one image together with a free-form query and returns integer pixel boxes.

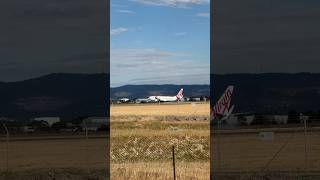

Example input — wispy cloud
[195,12,210,18]
[174,32,187,36]
[111,3,126,7]
[130,0,209,8]
[111,27,128,36]
[117,9,136,14]
[110,48,209,86]
[128,73,209,85]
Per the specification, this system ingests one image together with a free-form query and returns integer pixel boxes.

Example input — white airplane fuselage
[148,88,184,102]
[148,96,179,102]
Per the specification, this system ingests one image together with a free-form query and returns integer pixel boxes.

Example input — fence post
[2,123,9,173]
[83,119,90,179]
[304,117,308,173]
[172,145,176,180]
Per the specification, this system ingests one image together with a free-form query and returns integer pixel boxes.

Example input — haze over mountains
[1,73,320,120]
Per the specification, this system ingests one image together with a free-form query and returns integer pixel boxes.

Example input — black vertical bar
[106,0,110,179]
[210,0,215,178]
[172,145,176,180]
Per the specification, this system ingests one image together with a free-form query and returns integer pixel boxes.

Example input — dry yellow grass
[112,128,209,137]
[111,102,209,117]
[111,162,209,180]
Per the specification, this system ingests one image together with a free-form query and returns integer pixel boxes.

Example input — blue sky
[110,0,210,87]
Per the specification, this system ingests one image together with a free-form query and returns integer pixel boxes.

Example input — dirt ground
[0,137,108,171]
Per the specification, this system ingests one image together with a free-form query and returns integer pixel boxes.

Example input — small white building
[299,114,309,123]
[21,126,34,133]
[81,117,108,132]
[190,97,201,101]
[32,117,60,127]
[273,115,288,124]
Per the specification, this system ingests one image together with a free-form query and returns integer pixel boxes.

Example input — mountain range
[1,73,320,120]
[0,73,108,120]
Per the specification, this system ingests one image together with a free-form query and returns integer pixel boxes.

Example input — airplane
[120,98,130,103]
[148,88,184,102]
[211,85,254,127]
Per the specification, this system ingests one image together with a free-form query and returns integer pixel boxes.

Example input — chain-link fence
[211,115,320,180]
[111,133,209,179]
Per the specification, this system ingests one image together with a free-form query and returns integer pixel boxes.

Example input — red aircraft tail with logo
[211,86,234,121]
[176,88,184,100]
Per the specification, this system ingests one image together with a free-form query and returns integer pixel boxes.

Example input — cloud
[174,32,187,36]
[110,48,209,86]
[129,73,209,85]
[13,1,102,19]
[130,0,209,8]
[111,3,125,7]
[111,27,128,36]
[195,12,209,18]
[0,0,107,82]
[213,0,320,74]
[117,9,135,14]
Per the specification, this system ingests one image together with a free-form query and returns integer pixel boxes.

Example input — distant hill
[0,73,108,120]
[110,85,210,99]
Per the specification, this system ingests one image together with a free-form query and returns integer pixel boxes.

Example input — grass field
[112,162,209,180]
[110,102,210,180]
[111,102,209,117]
[0,136,108,179]
[3,101,319,179]
[0,102,209,179]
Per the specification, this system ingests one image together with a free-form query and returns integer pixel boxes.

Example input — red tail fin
[211,86,234,120]
[176,88,184,99]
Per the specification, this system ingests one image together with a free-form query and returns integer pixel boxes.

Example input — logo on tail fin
[176,88,184,100]
[211,86,234,120]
